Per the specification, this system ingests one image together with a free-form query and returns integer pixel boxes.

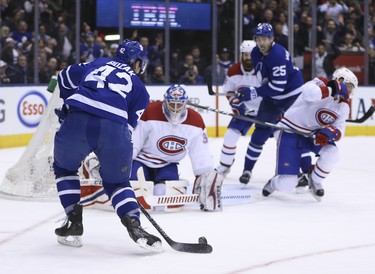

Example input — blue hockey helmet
[116,39,148,74]
[162,84,189,125]
[254,23,274,37]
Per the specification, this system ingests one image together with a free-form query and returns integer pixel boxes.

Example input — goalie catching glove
[193,170,224,211]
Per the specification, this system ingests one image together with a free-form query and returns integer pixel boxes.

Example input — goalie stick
[187,101,314,138]
[143,192,262,206]
[137,168,213,254]
[346,105,375,123]
[80,179,262,207]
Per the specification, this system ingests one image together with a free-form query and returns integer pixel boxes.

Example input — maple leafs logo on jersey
[315,108,339,125]
[157,135,187,155]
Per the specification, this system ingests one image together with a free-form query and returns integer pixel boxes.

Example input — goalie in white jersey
[262,67,358,201]
[130,84,224,211]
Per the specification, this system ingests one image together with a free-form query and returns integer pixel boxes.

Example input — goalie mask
[162,84,188,125]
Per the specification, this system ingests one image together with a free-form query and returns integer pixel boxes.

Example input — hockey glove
[237,86,258,101]
[54,104,68,124]
[313,126,340,146]
[229,97,248,116]
[327,80,349,99]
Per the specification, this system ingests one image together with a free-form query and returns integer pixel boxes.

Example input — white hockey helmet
[240,40,256,53]
[332,67,358,91]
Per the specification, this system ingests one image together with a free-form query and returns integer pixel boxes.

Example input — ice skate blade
[57,235,83,247]
[295,186,308,194]
[136,238,164,253]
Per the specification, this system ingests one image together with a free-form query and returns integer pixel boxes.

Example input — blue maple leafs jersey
[251,43,304,100]
[57,57,149,131]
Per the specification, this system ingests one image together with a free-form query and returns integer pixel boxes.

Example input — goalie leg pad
[163,180,188,212]
[194,171,224,211]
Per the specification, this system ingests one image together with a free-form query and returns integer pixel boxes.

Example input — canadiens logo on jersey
[316,108,339,125]
[157,135,187,155]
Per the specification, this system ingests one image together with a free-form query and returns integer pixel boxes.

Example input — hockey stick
[187,101,314,138]
[144,192,262,206]
[346,105,375,123]
[206,72,227,96]
[136,167,213,254]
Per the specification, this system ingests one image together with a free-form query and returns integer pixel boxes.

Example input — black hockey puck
[198,237,207,244]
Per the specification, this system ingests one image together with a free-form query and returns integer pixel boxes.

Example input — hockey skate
[122,215,163,252]
[295,173,309,194]
[55,204,83,247]
[308,176,324,202]
[262,179,275,197]
[239,170,252,184]
[215,165,231,177]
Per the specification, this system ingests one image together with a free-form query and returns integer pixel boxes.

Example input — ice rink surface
[0,136,374,274]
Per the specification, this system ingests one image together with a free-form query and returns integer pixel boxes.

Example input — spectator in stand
[0,25,11,48]
[8,54,33,84]
[298,15,323,52]
[178,54,204,84]
[10,20,32,55]
[0,60,12,84]
[203,54,226,85]
[147,33,164,77]
[39,56,58,83]
[107,43,118,58]
[338,32,365,52]
[321,18,345,53]
[345,19,363,46]
[45,37,58,60]
[218,47,233,75]
[274,22,288,50]
[37,24,51,44]
[79,32,103,62]
[318,0,349,25]
[191,45,207,76]
[56,23,73,63]
[278,11,289,36]
[1,37,19,66]
[262,9,274,25]
[292,23,305,69]
[242,3,255,40]
[314,43,340,79]
[148,65,165,84]
[265,0,280,21]
[1,9,24,33]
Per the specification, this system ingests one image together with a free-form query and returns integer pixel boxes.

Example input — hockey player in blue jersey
[53,39,162,252]
[237,23,305,184]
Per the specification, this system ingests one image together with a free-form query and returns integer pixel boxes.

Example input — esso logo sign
[17,91,48,127]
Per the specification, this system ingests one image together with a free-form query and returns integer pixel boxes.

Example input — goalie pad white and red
[80,178,188,212]
[193,170,224,211]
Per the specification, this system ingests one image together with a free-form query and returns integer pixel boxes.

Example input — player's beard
[242,60,252,71]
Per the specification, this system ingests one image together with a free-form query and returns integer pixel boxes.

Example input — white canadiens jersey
[132,101,213,176]
[222,62,262,115]
[279,78,350,137]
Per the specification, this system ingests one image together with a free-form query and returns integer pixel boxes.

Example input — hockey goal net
[0,87,62,199]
